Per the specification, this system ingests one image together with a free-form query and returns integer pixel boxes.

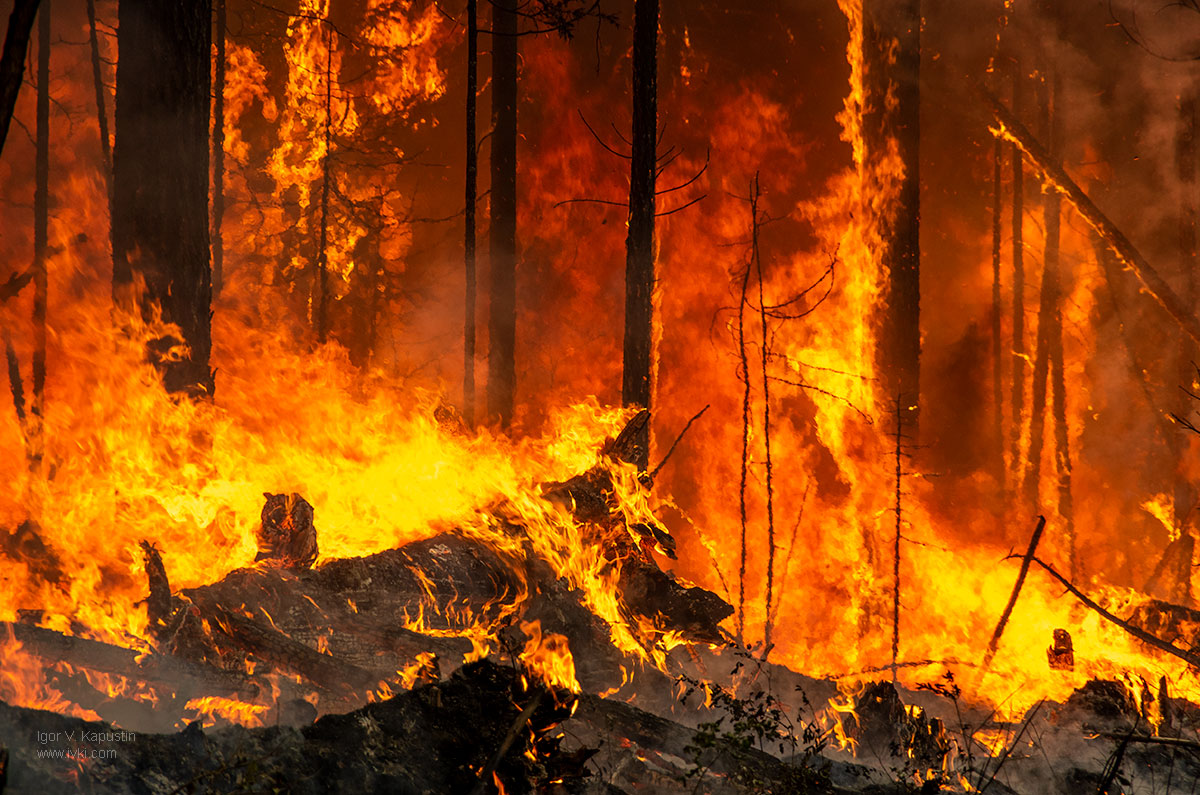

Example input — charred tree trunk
[1044,71,1074,577]
[991,131,1004,490]
[111,0,213,398]
[1010,65,1026,477]
[85,0,111,208]
[211,0,226,297]
[1023,73,1055,509]
[863,0,920,433]
[314,23,333,345]
[464,0,478,426]
[1176,91,1197,544]
[0,0,39,158]
[621,0,659,470]
[488,0,518,427]
[30,0,47,472]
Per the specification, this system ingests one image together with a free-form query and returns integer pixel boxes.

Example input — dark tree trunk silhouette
[0,0,39,158]
[622,0,658,469]
[30,0,47,471]
[111,0,213,398]
[1023,73,1055,508]
[863,0,920,432]
[1175,91,1197,547]
[991,133,1004,491]
[1009,64,1025,480]
[314,24,333,345]
[86,0,111,208]
[488,0,518,427]
[464,0,478,426]
[212,0,226,297]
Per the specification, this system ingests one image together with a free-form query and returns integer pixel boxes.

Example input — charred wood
[2,621,264,702]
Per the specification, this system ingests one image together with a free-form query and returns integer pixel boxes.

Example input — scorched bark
[111,0,214,398]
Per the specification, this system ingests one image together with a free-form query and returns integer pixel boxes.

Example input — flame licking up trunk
[3,0,1200,774]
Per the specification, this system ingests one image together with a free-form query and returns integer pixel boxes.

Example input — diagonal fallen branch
[1007,553,1200,669]
[979,86,1200,345]
[984,515,1046,667]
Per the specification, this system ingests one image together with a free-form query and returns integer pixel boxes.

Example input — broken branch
[1010,554,1200,669]
[984,515,1046,667]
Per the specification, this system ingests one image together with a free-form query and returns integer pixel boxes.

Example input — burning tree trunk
[488,0,518,427]
[211,0,226,298]
[464,0,478,426]
[862,0,920,431]
[1022,74,1057,504]
[85,0,111,209]
[30,0,47,473]
[1010,65,1026,482]
[1175,90,1197,555]
[111,0,214,398]
[314,24,334,345]
[621,0,659,470]
[991,125,1004,490]
[0,0,38,158]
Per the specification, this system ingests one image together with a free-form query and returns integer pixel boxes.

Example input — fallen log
[2,621,265,701]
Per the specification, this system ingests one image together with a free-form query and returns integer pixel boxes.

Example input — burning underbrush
[0,300,1199,793]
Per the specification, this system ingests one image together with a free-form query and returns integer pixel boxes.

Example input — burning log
[1125,598,1200,653]
[1,621,265,702]
[980,87,1200,346]
[206,606,384,695]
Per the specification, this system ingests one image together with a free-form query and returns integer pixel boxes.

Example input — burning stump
[254,492,318,569]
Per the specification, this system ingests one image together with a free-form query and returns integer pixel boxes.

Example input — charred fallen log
[1,621,265,702]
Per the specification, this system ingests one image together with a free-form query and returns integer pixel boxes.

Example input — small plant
[677,656,832,794]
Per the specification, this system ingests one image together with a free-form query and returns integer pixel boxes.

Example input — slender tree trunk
[30,0,48,472]
[991,134,1004,490]
[735,241,752,646]
[1023,72,1057,512]
[0,0,39,158]
[863,0,920,432]
[211,0,226,297]
[464,0,477,426]
[1047,72,1074,578]
[622,0,658,469]
[314,23,333,344]
[1010,64,1025,481]
[366,228,382,366]
[487,0,518,427]
[112,0,213,398]
[1176,91,1197,544]
[751,176,776,655]
[85,0,111,209]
